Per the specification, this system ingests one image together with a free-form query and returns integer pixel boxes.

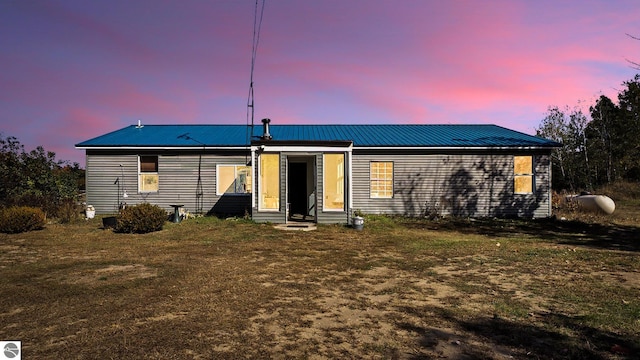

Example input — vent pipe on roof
[136,119,144,129]
[261,118,272,140]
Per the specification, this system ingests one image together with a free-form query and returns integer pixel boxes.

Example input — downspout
[347,145,353,223]
[548,152,553,217]
[251,146,257,210]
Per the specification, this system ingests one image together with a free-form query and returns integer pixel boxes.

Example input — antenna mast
[246,0,266,146]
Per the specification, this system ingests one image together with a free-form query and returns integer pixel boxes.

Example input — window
[217,165,252,195]
[139,155,159,192]
[370,162,393,198]
[259,154,279,210]
[514,156,533,194]
[323,153,345,211]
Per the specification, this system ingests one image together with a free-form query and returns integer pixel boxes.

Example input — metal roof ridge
[88,123,504,127]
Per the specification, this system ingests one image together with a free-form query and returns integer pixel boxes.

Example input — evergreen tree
[587,95,621,184]
[616,74,640,180]
[539,75,640,190]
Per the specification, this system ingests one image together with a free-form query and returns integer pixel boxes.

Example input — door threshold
[288,214,316,222]
[273,222,317,231]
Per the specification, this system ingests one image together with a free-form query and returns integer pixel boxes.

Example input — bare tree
[626,33,640,70]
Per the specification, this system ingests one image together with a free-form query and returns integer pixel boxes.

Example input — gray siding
[85,148,553,222]
[86,153,137,214]
[352,151,552,219]
[86,151,250,216]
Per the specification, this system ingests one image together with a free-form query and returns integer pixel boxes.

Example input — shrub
[56,199,82,224]
[114,203,168,234]
[0,206,46,233]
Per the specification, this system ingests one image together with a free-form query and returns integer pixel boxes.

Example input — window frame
[138,155,159,193]
[369,161,394,199]
[514,155,534,194]
[258,153,280,211]
[216,164,252,196]
[322,153,345,212]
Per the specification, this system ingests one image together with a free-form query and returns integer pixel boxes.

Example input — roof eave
[75,145,248,150]
[76,144,558,150]
[354,145,560,150]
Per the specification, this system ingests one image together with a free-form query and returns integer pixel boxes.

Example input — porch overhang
[251,140,353,148]
[249,141,353,218]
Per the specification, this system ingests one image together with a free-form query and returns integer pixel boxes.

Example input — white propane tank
[567,195,615,215]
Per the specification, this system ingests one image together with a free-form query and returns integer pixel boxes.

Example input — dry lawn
[0,203,639,359]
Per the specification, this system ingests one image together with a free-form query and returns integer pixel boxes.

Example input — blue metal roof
[76,124,561,148]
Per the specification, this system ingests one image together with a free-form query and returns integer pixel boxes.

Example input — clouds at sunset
[0,0,638,164]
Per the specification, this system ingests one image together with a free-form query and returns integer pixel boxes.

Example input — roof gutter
[75,145,559,151]
[354,145,560,150]
[74,146,249,150]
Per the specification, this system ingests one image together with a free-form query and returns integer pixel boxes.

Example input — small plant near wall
[114,203,167,234]
[353,209,364,217]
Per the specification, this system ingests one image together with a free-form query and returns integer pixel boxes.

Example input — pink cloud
[259,0,634,127]
[4,0,640,165]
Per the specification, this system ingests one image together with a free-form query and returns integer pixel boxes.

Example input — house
[75,120,561,223]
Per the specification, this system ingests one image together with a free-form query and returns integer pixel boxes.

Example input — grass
[0,199,638,359]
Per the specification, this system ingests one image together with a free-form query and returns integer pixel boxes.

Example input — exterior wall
[85,150,251,216]
[351,150,553,218]
[85,148,553,221]
[85,152,135,214]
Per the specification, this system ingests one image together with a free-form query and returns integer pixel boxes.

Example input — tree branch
[626,59,640,71]
[626,33,640,41]
[626,34,640,70]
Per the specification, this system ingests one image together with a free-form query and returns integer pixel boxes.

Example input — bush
[56,199,82,224]
[114,203,168,234]
[0,206,46,233]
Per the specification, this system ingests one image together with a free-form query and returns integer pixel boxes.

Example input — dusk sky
[1,0,639,165]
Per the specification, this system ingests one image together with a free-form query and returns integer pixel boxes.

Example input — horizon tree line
[536,74,640,191]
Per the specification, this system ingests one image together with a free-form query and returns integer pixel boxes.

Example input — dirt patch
[44,264,157,286]
[243,262,524,359]
[0,217,638,359]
